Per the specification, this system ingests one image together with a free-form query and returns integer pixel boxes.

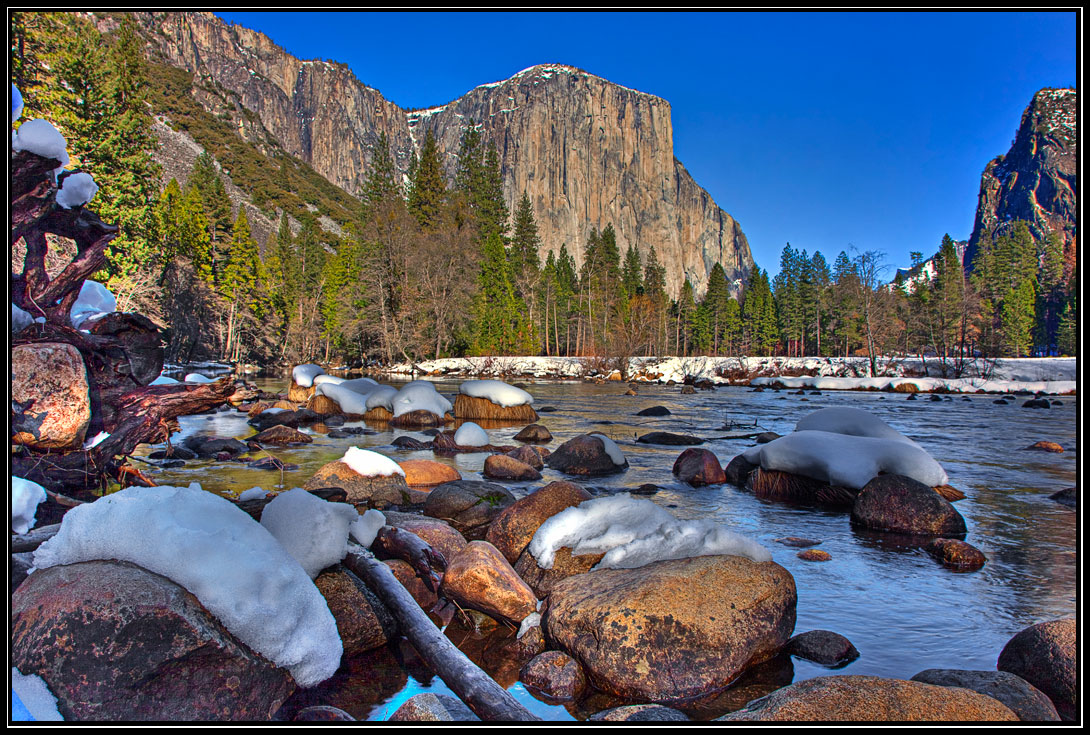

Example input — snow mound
[459,379,534,407]
[12,83,24,124]
[183,373,216,384]
[742,429,948,490]
[794,407,916,445]
[260,487,359,579]
[237,486,268,502]
[55,171,98,209]
[292,364,325,387]
[342,447,405,478]
[31,484,343,688]
[316,381,372,414]
[12,119,68,167]
[453,422,490,447]
[311,374,344,388]
[349,509,386,548]
[529,493,771,570]
[590,433,626,465]
[69,280,116,330]
[12,303,34,333]
[365,385,398,411]
[11,668,63,722]
[149,374,180,385]
[392,380,452,418]
[12,476,47,534]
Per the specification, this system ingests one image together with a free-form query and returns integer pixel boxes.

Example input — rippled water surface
[137,377,1078,720]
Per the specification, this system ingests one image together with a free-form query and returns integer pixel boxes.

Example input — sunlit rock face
[135,12,754,298]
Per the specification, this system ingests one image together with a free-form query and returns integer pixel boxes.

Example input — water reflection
[136,378,1076,720]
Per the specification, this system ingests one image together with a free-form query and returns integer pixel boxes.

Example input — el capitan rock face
[133,12,753,298]
[966,88,1077,273]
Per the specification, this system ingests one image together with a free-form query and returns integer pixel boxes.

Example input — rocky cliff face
[135,12,753,298]
[965,88,1077,271]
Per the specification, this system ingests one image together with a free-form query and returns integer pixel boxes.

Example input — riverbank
[376,356,1077,395]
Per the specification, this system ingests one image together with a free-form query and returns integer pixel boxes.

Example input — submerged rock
[519,650,587,702]
[513,423,553,443]
[482,453,542,482]
[636,431,704,446]
[589,704,690,722]
[925,538,986,570]
[545,433,628,476]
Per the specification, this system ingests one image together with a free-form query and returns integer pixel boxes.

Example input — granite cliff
[965,88,1077,272]
[134,11,753,298]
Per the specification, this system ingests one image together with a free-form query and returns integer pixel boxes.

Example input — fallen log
[343,543,539,722]
[11,523,62,554]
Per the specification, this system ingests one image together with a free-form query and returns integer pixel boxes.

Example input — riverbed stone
[397,459,461,487]
[314,566,397,656]
[725,453,760,487]
[785,629,859,667]
[514,546,605,598]
[997,618,1077,721]
[482,453,542,482]
[910,669,1060,722]
[303,460,413,509]
[925,538,987,570]
[182,435,249,458]
[485,481,592,565]
[513,424,553,443]
[422,481,516,540]
[589,704,691,721]
[250,424,313,445]
[1021,398,1051,409]
[636,431,704,446]
[384,558,438,611]
[545,433,628,476]
[672,447,727,486]
[519,650,587,701]
[11,342,92,451]
[797,549,832,562]
[388,692,480,722]
[389,409,452,429]
[1025,441,1064,453]
[11,560,295,721]
[850,474,967,537]
[500,444,541,470]
[635,405,672,417]
[440,541,538,626]
[248,408,320,432]
[1049,487,1076,508]
[381,511,467,564]
[543,554,797,702]
[716,675,1018,721]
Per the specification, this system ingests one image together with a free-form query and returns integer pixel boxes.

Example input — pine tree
[621,244,644,299]
[361,131,400,224]
[408,128,447,231]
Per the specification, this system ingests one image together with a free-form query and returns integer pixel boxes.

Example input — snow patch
[453,422,489,447]
[12,476,47,535]
[590,433,626,465]
[342,447,404,478]
[11,668,63,722]
[259,487,359,579]
[292,364,325,387]
[459,379,534,407]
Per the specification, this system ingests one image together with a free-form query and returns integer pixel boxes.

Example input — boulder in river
[545,433,628,476]
[716,675,1018,721]
[850,474,967,537]
[519,650,587,702]
[997,618,1077,721]
[422,481,516,540]
[485,481,592,565]
[671,447,726,486]
[543,554,797,702]
[636,431,704,446]
[784,629,859,667]
[11,560,296,721]
[303,459,413,509]
[440,541,538,626]
[909,669,1060,722]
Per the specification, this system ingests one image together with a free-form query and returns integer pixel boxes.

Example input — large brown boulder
[486,481,593,565]
[672,447,726,486]
[11,560,296,721]
[313,566,397,656]
[514,546,604,598]
[545,433,628,476]
[910,669,1060,722]
[303,460,413,509]
[997,618,1077,721]
[11,342,91,450]
[717,675,1018,721]
[440,541,538,626]
[851,474,967,536]
[422,481,516,540]
[543,555,797,702]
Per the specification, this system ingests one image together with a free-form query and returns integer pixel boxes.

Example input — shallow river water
[136,376,1078,721]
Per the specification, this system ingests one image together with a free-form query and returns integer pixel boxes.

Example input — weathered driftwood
[343,544,539,722]
[371,526,447,593]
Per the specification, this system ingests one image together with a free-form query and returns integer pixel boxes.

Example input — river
[135,376,1078,720]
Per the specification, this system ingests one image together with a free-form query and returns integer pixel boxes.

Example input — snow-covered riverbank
[380,356,1077,394]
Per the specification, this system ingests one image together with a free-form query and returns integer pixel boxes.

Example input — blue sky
[215,10,1076,277]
